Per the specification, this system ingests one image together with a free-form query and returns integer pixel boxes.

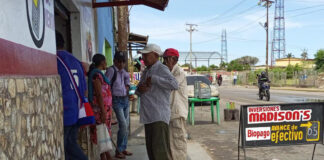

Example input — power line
[228,14,267,34]
[199,0,248,24]
[286,4,324,13]
[200,5,260,26]
[149,31,185,37]
[288,8,324,18]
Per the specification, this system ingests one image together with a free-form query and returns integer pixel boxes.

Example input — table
[187,97,220,125]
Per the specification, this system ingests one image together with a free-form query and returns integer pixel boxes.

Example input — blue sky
[129,0,324,66]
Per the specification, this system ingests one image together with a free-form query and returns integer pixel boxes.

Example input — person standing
[163,48,188,160]
[88,54,113,160]
[105,52,133,159]
[233,72,238,85]
[136,44,179,160]
[56,32,88,160]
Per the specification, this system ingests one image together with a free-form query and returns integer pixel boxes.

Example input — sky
[129,0,324,66]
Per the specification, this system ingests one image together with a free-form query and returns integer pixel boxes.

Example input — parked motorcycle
[259,82,270,101]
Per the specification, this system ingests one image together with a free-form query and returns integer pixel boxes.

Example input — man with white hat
[136,44,179,160]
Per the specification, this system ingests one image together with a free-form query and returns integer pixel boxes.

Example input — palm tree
[287,53,293,65]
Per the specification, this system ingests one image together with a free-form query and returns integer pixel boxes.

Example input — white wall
[0,0,56,54]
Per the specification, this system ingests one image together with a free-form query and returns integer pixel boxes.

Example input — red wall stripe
[0,38,57,76]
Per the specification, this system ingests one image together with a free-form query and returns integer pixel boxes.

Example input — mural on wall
[82,5,95,62]
[26,0,45,48]
[86,32,93,62]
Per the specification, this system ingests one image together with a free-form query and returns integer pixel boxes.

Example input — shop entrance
[54,0,71,52]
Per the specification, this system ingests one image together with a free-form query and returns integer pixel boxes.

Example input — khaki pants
[169,118,187,160]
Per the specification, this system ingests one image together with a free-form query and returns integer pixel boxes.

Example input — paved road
[219,86,324,105]
[187,86,324,160]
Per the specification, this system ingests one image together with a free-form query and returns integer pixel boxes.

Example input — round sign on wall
[26,0,45,48]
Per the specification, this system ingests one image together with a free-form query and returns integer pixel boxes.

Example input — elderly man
[163,48,188,160]
[136,44,179,160]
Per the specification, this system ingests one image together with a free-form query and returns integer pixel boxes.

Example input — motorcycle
[217,79,222,86]
[259,82,270,101]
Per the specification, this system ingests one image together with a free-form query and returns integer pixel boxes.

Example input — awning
[128,33,148,51]
[92,0,169,11]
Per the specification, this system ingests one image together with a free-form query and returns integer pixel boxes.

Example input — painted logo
[26,0,45,48]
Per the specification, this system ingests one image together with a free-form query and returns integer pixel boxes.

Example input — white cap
[139,43,163,56]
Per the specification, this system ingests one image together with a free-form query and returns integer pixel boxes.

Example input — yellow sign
[33,0,39,7]
[300,122,312,128]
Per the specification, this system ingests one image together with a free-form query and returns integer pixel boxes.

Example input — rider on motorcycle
[217,74,223,86]
[258,71,270,95]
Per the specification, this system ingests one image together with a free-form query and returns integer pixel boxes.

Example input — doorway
[54,0,71,52]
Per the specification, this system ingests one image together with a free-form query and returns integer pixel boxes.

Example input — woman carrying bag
[88,54,113,160]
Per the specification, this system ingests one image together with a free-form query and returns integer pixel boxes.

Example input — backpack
[109,66,118,88]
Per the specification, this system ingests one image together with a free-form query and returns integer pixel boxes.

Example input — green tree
[181,63,193,69]
[286,53,294,65]
[219,62,228,69]
[227,60,248,71]
[314,49,324,71]
[294,64,303,72]
[236,56,259,66]
[301,49,308,60]
[286,64,294,79]
[196,65,208,71]
[209,64,218,70]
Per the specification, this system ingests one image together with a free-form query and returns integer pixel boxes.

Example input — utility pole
[186,23,197,73]
[259,0,274,74]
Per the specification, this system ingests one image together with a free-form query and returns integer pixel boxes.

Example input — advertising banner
[240,103,324,147]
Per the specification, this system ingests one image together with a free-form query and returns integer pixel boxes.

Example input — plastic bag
[96,124,113,153]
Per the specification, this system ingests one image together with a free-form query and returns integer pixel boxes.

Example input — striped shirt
[136,61,179,124]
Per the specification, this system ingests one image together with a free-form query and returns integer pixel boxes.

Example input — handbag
[96,124,113,153]
[57,56,95,126]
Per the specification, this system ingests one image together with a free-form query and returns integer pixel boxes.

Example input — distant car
[186,75,220,98]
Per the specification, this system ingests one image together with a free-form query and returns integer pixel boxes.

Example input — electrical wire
[200,5,260,27]
[286,4,324,13]
[199,0,248,24]
[287,8,324,18]
[228,14,267,34]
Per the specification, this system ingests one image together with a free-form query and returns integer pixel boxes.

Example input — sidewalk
[112,113,213,160]
[126,141,213,160]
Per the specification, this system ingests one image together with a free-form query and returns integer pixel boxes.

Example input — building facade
[0,1,64,159]
[275,58,315,69]
[0,0,115,159]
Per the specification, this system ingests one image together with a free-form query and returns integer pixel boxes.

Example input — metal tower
[271,0,286,66]
[221,29,228,63]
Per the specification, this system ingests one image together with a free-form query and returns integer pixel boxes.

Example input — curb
[231,85,324,92]
[271,87,324,92]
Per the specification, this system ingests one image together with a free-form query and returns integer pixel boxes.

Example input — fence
[237,70,319,88]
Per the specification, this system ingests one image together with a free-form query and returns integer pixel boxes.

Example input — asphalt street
[219,86,324,105]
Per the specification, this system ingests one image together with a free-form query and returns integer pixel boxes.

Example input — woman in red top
[88,54,113,160]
